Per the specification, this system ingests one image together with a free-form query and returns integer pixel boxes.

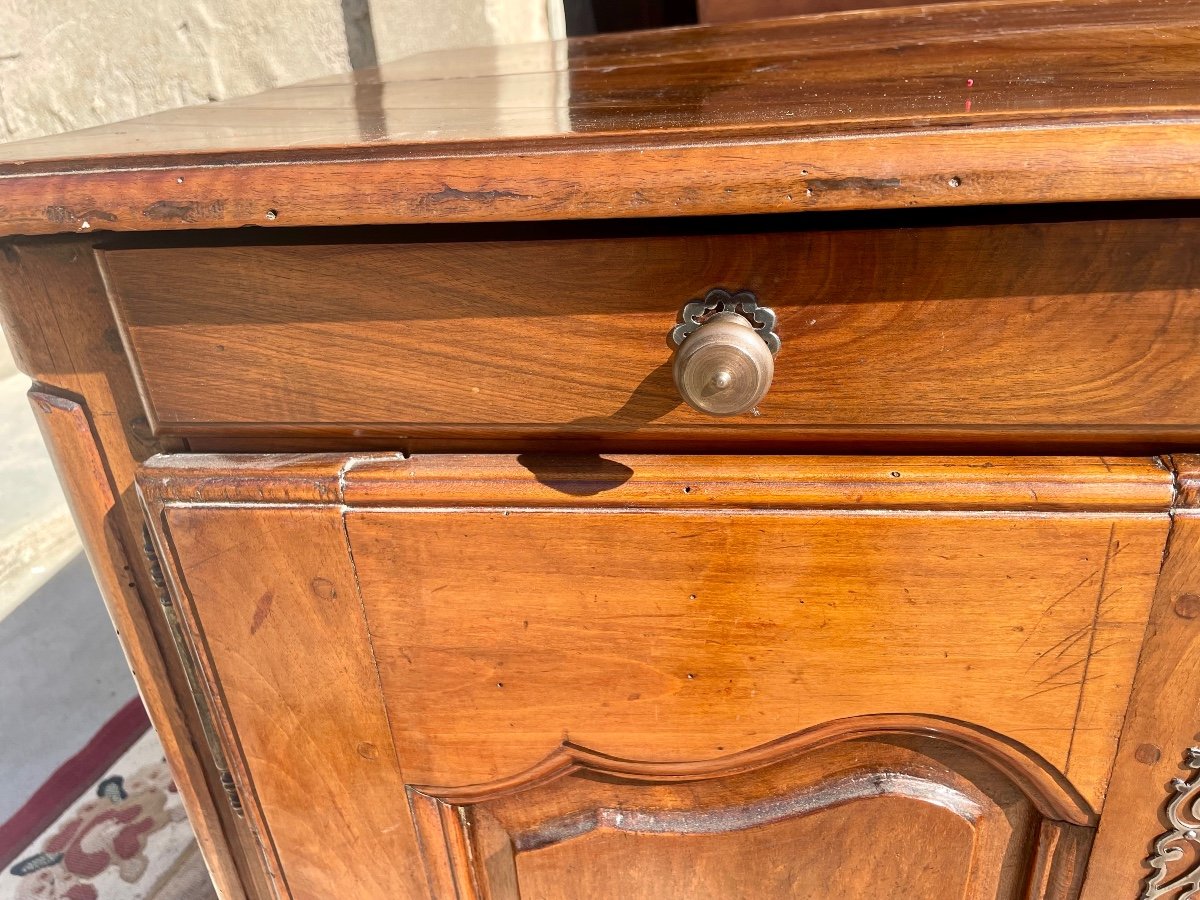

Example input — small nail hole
[265,209,278,220]
[947,176,962,188]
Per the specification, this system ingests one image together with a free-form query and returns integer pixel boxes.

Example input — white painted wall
[0,0,561,616]
[0,0,561,143]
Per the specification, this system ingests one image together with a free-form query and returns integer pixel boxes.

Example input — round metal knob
[672,312,775,416]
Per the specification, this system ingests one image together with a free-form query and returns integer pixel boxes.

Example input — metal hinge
[142,525,244,818]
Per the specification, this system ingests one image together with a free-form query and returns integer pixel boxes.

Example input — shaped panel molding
[407,716,1094,900]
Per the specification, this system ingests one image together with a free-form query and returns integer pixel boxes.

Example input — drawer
[139,453,1170,900]
[103,214,1200,447]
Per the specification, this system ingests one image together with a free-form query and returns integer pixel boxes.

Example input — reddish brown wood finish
[138,452,1171,898]
[139,452,1174,511]
[699,0,967,21]
[100,216,1200,445]
[27,394,247,899]
[1078,458,1200,898]
[146,503,424,900]
[0,239,267,900]
[0,0,1198,236]
[410,731,1091,900]
[2,4,1198,895]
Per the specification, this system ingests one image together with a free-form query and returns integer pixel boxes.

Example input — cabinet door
[139,454,1173,900]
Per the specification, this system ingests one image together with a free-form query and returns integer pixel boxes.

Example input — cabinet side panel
[159,504,426,900]
[29,392,247,899]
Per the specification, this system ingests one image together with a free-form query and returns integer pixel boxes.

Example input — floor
[0,555,136,823]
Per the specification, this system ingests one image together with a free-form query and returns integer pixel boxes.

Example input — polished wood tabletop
[1,0,1198,236]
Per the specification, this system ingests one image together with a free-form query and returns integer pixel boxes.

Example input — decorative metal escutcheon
[1142,746,1200,899]
[670,288,781,354]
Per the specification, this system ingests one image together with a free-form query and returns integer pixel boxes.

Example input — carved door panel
[409,732,1088,900]
[138,454,1173,900]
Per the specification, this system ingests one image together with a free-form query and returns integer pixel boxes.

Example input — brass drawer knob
[671,290,780,417]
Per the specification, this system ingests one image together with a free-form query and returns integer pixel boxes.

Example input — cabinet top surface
[1,0,1198,237]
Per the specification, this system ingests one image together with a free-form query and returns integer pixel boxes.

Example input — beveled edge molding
[5,121,1200,238]
[135,452,1175,512]
[405,713,1094,899]
[140,524,242,818]
[1142,747,1200,900]
[409,713,1094,825]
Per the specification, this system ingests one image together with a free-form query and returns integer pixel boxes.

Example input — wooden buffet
[2,1,1200,896]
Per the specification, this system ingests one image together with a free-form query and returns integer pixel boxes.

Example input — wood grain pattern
[137,452,1174,511]
[137,452,1172,812]
[0,237,265,899]
[1027,819,1093,900]
[101,216,1200,444]
[134,450,1172,897]
[699,0,968,22]
[28,393,247,900]
[411,730,1090,899]
[5,3,1197,892]
[151,503,426,900]
[1,0,1199,235]
[339,453,1172,511]
[348,506,1160,811]
[1078,458,1200,899]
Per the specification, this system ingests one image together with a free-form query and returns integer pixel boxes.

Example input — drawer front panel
[105,216,1200,443]
[140,454,1170,900]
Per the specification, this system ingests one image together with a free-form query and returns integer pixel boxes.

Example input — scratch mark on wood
[1086,639,1123,660]
[1041,624,1092,662]
[1037,655,1087,686]
[1047,570,1100,614]
[1022,680,1089,702]
[186,545,231,569]
[1065,523,1117,774]
[1019,569,1098,650]
[250,590,274,636]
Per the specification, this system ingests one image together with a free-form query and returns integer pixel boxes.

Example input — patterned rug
[1,726,215,900]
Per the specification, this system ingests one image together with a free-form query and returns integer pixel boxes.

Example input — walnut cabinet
[4,0,1200,897]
